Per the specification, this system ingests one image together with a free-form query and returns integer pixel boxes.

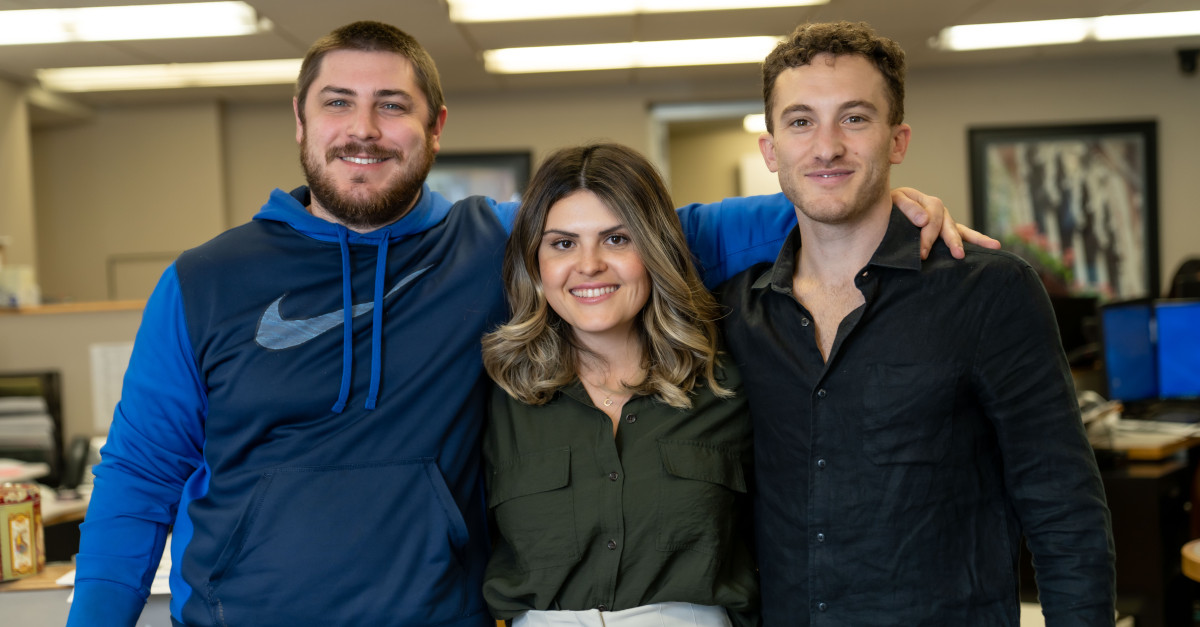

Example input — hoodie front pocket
[205,458,472,627]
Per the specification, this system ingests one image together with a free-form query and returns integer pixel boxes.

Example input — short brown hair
[762,21,906,132]
[482,143,730,409]
[294,21,444,129]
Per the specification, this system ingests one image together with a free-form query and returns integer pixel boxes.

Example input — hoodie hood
[253,184,453,242]
[252,184,453,413]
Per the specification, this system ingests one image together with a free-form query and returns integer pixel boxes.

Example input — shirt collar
[560,377,655,412]
[752,205,923,294]
[560,379,592,407]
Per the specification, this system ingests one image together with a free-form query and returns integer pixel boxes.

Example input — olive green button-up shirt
[482,365,759,627]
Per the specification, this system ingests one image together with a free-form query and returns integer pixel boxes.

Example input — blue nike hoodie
[70,185,513,626]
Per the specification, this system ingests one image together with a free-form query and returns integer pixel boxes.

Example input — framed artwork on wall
[427,151,532,204]
[969,121,1159,300]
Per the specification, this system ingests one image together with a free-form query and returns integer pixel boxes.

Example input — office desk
[1091,423,1200,627]
[1092,418,1200,461]
[0,562,172,626]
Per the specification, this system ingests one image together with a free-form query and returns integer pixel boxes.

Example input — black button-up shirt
[718,208,1115,627]
[482,366,759,626]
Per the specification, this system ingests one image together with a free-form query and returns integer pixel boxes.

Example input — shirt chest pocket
[488,447,580,571]
[656,440,748,555]
[856,363,960,465]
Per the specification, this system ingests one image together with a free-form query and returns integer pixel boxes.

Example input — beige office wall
[441,90,653,158]
[32,103,227,302]
[668,119,759,205]
[0,81,37,270]
[223,101,306,227]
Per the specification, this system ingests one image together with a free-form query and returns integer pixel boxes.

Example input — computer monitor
[1154,299,1200,400]
[1099,299,1157,403]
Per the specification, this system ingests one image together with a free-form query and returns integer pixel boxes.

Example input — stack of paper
[0,457,51,482]
[0,396,56,463]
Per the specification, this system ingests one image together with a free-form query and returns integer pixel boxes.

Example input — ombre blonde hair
[482,143,730,408]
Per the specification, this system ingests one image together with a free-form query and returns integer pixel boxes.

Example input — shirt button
[816,388,827,399]
[625,414,637,423]
[801,317,811,327]
[597,604,608,611]
[816,532,825,543]
[818,602,828,612]
[608,471,619,481]
[861,270,869,277]
[607,539,618,550]
[817,458,827,469]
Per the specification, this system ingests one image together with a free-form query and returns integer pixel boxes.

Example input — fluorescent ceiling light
[743,113,766,133]
[932,10,1200,51]
[1094,11,1200,41]
[485,36,781,73]
[448,0,828,23]
[37,59,301,92]
[0,2,269,46]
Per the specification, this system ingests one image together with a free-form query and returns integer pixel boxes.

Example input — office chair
[1167,257,1200,298]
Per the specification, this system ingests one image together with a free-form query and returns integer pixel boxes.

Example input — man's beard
[301,133,436,230]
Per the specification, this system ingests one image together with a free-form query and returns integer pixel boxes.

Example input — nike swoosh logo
[255,265,434,350]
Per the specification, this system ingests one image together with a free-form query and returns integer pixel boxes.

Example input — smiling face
[759,53,910,227]
[295,49,446,230]
[538,190,651,350]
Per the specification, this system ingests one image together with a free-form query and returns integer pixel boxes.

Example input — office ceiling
[2,0,1198,113]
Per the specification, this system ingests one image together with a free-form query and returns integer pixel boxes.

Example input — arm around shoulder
[676,193,795,288]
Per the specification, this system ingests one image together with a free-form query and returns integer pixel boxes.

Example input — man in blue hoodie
[68,20,987,627]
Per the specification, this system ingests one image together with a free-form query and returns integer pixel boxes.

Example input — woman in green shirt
[481,142,757,627]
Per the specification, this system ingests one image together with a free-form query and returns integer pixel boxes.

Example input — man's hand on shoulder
[891,187,1001,260]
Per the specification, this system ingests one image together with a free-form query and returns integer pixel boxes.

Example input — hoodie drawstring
[332,229,353,413]
[366,232,390,410]
[330,228,389,413]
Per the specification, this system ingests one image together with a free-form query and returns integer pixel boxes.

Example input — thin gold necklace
[582,376,634,407]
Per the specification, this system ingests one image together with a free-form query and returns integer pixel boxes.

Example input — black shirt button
[817,458,827,469]
[816,532,825,543]
[608,471,619,481]
[625,414,637,423]
[818,602,828,612]
[607,539,618,550]
[816,388,827,399]
[597,604,607,611]
[801,317,811,327]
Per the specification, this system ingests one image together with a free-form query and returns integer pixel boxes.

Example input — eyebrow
[542,224,626,238]
[779,100,880,116]
[839,100,879,113]
[318,86,415,101]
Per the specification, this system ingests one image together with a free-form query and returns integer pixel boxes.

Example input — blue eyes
[323,100,408,112]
